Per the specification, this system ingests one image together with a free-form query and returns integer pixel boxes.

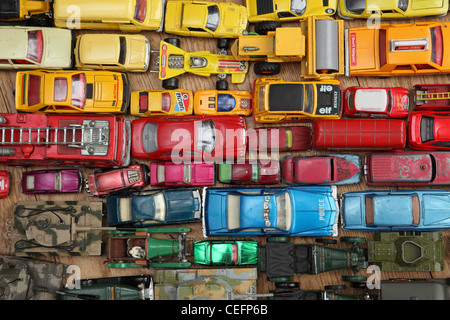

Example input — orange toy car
[193,90,252,116]
[345,21,449,77]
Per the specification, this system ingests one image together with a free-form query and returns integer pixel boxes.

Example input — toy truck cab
[252,77,342,123]
[157,39,248,90]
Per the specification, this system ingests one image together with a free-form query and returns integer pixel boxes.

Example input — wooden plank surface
[0,0,449,300]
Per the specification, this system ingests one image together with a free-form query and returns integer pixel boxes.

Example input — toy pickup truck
[230,16,344,80]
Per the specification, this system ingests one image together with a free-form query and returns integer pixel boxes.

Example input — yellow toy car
[345,21,450,77]
[158,39,248,90]
[0,0,52,23]
[338,0,448,19]
[193,90,252,116]
[130,89,194,117]
[53,0,165,32]
[74,33,150,72]
[164,0,248,39]
[15,70,130,114]
[0,27,72,70]
[246,0,337,23]
[252,77,342,123]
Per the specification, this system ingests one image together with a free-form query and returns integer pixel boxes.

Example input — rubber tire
[254,62,281,75]
[162,78,179,90]
[340,236,366,244]
[315,238,337,245]
[164,38,180,48]
[254,21,281,35]
[216,79,228,91]
[217,38,230,49]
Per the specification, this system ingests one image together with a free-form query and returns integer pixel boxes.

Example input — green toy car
[193,240,258,266]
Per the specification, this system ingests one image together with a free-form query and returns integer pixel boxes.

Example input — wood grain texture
[0,0,449,299]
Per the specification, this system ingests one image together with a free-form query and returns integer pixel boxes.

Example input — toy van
[53,0,165,32]
[312,119,406,150]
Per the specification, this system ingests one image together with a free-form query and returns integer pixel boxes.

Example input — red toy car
[312,119,406,151]
[344,87,409,118]
[282,154,361,185]
[131,115,247,161]
[0,170,10,198]
[247,126,311,151]
[85,163,150,196]
[365,151,450,186]
[414,84,450,110]
[150,161,215,186]
[217,159,280,184]
[408,110,450,150]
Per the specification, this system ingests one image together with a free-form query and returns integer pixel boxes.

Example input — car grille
[256,0,274,15]
[127,170,141,184]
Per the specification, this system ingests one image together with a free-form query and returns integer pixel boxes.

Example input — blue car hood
[422,194,450,227]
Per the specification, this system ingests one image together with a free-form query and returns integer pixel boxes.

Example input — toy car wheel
[162,78,179,90]
[268,276,292,283]
[342,275,367,283]
[217,38,230,49]
[275,282,299,288]
[340,236,366,244]
[267,236,289,243]
[164,38,180,48]
[315,238,337,245]
[324,285,346,291]
[254,21,281,35]
[216,79,228,91]
[141,164,150,185]
[254,62,280,75]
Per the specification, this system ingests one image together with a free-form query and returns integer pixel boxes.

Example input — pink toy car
[21,169,82,194]
[150,161,215,186]
[85,163,150,196]
[344,87,409,118]
[217,160,280,184]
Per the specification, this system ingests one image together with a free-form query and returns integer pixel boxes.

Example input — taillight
[162,92,171,112]
[139,92,149,112]
[27,30,43,63]
[134,0,147,23]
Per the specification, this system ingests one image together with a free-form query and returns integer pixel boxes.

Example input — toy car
[345,21,450,77]
[0,0,52,24]
[407,110,450,150]
[130,89,193,117]
[338,0,448,19]
[365,151,450,186]
[217,160,280,184]
[368,232,444,271]
[0,27,72,70]
[344,87,409,118]
[74,33,150,72]
[164,1,247,39]
[106,227,192,268]
[62,275,154,300]
[193,240,258,266]
[85,163,150,197]
[21,169,82,194]
[0,171,10,198]
[282,154,361,185]
[131,115,247,161]
[313,119,406,151]
[193,90,252,116]
[341,189,450,232]
[15,70,130,114]
[230,17,344,80]
[246,0,337,23]
[258,237,368,283]
[150,161,214,186]
[53,0,165,32]
[247,126,311,151]
[157,39,248,90]
[202,185,339,237]
[106,188,201,227]
[414,84,450,110]
[378,278,450,300]
[252,77,342,123]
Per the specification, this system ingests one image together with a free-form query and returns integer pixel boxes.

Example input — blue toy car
[341,189,450,231]
[107,188,201,227]
[202,186,339,237]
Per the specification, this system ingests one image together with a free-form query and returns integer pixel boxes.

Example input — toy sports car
[193,240,258,266]
[150,161,215,186]
[202,186,339,237]
[21,169,82,194]
[341,189,450,231]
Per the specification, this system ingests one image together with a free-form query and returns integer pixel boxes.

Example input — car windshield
[345,0,366,14]
[27,74,41,106]
[196,119,216,154]
[153,192,166,221]
[290,0,306,16]
[227,194,240,230]
[27,30,43,63]
[217,94,236,112]
[206,5,220,32]
[275,192,292,230]
[71,73,86,108]
[118,36,127,65]
[142,122,158,153]
[304,84,315,114]
[420,116,435,143]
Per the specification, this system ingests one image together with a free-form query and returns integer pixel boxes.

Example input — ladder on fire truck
[415,91,450,103]
[0,121,108,150]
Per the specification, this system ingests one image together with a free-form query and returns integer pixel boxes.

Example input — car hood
[348,28,377,73]
[411,0,444,10]
[422,194,450,227]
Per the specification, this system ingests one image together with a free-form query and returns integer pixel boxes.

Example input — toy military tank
[7,201,105,256]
